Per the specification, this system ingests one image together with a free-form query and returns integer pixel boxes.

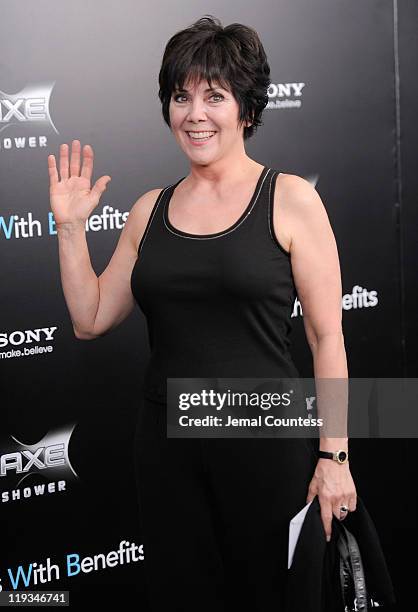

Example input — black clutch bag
[334,519,381,611]
[285,494,397,612]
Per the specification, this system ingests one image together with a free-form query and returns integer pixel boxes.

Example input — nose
[187,97,208,123]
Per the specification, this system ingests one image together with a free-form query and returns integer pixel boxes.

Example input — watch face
[337,450,347,462]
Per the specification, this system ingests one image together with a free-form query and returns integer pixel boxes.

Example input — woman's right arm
[49,139,161,340]
[55,220,100,339]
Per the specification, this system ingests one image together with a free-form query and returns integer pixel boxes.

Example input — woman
[48,15,356,612]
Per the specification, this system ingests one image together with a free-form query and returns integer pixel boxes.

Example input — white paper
[288,500,313,569]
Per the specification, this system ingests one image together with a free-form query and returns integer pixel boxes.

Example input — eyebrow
[173,86,225,93]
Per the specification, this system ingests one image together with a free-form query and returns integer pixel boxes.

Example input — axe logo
[0,423,79,489]
[0,82,58,135]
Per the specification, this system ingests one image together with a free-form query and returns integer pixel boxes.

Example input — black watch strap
[318,449,348,464]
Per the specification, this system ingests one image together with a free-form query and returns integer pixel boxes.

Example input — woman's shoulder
[274,171,319,210]
[131,187,165,217]
[274,171,313,189]
[271,172,326,253]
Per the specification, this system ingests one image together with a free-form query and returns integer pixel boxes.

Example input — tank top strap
[136,182,176,256]
[241,165,276,223]
[250,165,278,222]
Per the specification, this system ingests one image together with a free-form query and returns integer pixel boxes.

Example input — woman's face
[169,77,249,163]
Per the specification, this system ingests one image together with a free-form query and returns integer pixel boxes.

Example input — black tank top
[130,165,300,404]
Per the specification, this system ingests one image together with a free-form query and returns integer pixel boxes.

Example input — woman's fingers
[332,491,357,521]
[320,492,358,540]
[53,140,94,183]
[48,154,59,186]
[60,143,69,180]
[333,499,349,521]
[81,144,94,182]
[319,499,333,541]
[90,175,111,206]
[348,494,357,512]
[70,139,81,177]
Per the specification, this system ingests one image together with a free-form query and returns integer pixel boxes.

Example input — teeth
[187,131,216,139]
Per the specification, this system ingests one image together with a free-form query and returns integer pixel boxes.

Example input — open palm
[48,139,111,227]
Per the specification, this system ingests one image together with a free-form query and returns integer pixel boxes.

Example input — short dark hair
[158,15,271,140]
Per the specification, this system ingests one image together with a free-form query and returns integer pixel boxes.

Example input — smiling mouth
[185,131,217,141]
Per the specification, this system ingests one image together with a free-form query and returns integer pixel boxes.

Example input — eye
[172,93,224,103]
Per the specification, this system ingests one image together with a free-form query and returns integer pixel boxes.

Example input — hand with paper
[305,455,357,541]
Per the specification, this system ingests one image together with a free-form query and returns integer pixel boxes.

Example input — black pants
[133,394,317,612]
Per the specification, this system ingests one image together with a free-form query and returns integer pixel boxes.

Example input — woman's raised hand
[48,139,111,228]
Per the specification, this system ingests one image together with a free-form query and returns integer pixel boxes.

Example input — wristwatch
[318,449,348,464]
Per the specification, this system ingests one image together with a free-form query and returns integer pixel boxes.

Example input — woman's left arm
[277,174,357,542]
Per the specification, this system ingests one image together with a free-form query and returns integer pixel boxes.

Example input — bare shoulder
[127,187,164,253]
[275,172,319,208]
[273,172,328,253]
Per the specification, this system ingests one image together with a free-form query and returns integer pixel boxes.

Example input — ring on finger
[339,504,349,520]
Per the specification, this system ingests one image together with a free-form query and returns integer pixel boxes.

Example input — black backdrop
[1,1,416,609]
